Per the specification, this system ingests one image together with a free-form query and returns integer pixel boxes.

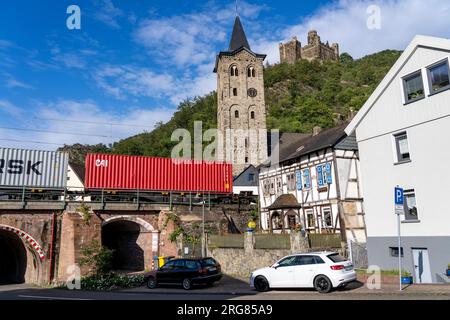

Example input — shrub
[81,273,144,291]
[79,240,114,276]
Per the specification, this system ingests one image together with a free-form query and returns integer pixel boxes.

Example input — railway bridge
[0,200,251,285]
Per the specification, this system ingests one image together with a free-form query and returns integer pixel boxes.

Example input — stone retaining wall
[206,232,309,277]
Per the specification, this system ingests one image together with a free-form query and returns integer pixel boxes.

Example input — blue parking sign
[395,187,404,205]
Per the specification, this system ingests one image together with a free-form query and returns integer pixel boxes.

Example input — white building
[66,163,89,201]
[258,125,367,243]
[346,35,450,283]
[233,165,259,196]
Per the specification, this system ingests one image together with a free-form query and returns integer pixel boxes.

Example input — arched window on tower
[248,67,256,78]
[231,65,239,76]
[233,88,238,96]
[250,111,255,119]
[235,110,239,118]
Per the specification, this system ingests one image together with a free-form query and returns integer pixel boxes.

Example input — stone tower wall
[279,37,302,65]
[217,50,268,176]
[279,30,339,64]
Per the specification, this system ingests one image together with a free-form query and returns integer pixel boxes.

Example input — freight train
[0,148,256,205]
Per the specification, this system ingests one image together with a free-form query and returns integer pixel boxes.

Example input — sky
[1,0,450,150]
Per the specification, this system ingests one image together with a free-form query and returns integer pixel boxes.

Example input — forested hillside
[60,50,402,164]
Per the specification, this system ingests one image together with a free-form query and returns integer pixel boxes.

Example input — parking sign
[395,187,404,215]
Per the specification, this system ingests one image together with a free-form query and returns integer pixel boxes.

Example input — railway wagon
[0,147,69,201]
[84,154,233,194]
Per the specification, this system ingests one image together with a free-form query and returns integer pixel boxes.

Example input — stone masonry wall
[0,211,57,285]
[207,232,309,277]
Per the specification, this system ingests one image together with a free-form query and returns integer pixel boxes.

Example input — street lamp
[193,193,206,258]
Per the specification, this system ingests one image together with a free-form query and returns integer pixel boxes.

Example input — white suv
[250,252,356,293]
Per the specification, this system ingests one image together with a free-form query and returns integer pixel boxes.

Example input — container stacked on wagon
[0,147,68,201]
[84,154,233,204]
[0,148,233,204]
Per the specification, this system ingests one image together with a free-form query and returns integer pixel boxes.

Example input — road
[0,277,449,300]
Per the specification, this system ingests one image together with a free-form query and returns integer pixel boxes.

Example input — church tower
[214,16,268,176]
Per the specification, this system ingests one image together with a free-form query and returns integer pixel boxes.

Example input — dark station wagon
[144,257,222,290]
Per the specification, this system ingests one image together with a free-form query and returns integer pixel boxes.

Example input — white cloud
[134,1,265,67]
[93,0,123,29]
[93,64,175,100]
[0,100,175,150]
[0,99,25,117]
[252,39,280,66]
[4,76,34,90]
[130,1,266,104]
[53,53,87,69]
[278,0,450,59]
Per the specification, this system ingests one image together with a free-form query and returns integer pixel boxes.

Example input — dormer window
[403,71,424,103]
[231,65,239,76]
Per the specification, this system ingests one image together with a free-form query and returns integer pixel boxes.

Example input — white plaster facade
[346,35,450,283]
[66,164,89,201]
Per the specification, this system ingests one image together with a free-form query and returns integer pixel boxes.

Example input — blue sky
[1,0,450,150]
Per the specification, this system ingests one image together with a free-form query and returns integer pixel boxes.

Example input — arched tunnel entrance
[0,230,27,284]
[102,220,145,271]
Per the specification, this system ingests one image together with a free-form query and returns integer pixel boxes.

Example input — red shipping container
[84,154,233,193]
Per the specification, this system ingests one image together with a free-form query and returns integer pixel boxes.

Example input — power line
[0,138,64,146]
[33,117,155,129]
[0,126,126,139]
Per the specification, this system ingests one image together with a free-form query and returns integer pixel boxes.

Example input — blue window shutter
[317,165,324,186]
[304,169,311,189]
[296,170,302,190]
[325,163,332,184]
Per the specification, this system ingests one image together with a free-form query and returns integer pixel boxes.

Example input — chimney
[313,126,322,136]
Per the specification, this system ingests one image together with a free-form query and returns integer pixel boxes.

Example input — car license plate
[345,265,353,271]
[209,267,217,272]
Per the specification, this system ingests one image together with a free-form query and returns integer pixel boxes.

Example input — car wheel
[147,277,157,289]
[254,276,270,292]
[314,275,333,294]
[182,278,192,290]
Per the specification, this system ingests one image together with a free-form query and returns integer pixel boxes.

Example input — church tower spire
[228,16,250,51]
[214,16,268,176]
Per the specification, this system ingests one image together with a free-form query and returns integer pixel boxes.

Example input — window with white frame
[306,209,315,229]
[316,163,333,187]
[404,189,419,221]
[287,173,296,191]
[262,179,270,196]
[276,177,283,195]
[269,178,275,195]
[427,60,450,94]
[302,168,311,189]
[322,207,333,228]
[403,71,424,103]
[394,132,410,163]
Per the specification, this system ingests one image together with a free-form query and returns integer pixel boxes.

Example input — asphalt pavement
[0,276,449,300]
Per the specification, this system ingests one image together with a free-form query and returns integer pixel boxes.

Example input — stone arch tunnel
[0,229,27,284]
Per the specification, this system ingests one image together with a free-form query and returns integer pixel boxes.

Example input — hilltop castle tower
[279,30,339,64]
[214,16,268,176]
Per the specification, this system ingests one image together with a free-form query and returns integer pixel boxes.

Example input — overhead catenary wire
[0,125,131,139]
[0,138,65,146]
[33,117,155,129]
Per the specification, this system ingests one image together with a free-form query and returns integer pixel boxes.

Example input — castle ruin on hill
[279,30,339,64]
